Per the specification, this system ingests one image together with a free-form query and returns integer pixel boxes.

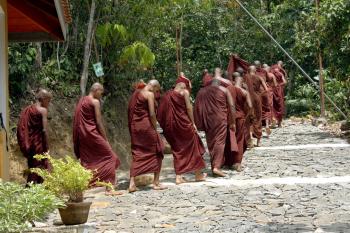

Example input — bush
[0,182,64,233]
[31,154,93,202]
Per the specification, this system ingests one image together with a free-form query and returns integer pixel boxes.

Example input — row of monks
[17,54,287,194]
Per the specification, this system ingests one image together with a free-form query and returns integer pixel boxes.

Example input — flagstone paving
[30,120,350,233]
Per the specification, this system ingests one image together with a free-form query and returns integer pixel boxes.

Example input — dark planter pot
[59,202,92,225]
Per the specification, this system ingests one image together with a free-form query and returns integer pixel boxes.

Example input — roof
[8,0,72,42]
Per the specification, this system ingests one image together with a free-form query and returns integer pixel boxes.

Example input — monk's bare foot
[176,176,188,185]
[233,164,243,172]
[153,184,168,190]
[212,168,226,177]
[105,190,123,196]
[195,172,207,182]
[256,139,261,147]
[266,127,271,135]
[128,186,139,193]
[278,122,282,128]
[247,139,255,149]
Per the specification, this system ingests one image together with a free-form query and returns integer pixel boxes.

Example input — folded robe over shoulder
[17,104,49,184]
[128,90,164,177]
[73,96,120,185]
[157,90,206,175]
[194,85,229,169]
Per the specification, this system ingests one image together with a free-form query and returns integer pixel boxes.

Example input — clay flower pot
[58,202,92,225]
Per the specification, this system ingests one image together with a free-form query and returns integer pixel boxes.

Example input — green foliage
[8,0,350,119]
[31,154,93,202]
[119,42,155,70]
[0,182,64,233]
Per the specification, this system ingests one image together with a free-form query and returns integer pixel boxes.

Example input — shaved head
[90,82,104,92]
[249,65,256,73]
[236,67,244,74]
[278,60,283,65]
[262,63,268,68]
[233,72,241,78]
[148,79,160,87]
[36,89,52,102]
[254,60,261,67]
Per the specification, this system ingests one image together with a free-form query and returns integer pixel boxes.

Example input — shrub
[31,154,93,202]
[0,182,64,233]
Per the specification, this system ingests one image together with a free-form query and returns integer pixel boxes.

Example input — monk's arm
[147,93,157,130]
[259,76,268,91]
[243,89,253,108]
[225,90,236,127]
[282,75,288,85]
[272,74,278,87]
[184,90,195,126]
[40,108,49,150]
[92,99,107,140]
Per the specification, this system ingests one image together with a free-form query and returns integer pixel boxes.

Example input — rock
[312,117,327,126]
[340,120,350,131]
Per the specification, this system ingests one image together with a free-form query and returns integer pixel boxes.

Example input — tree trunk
[80,0,96,96]
[34,42,42,69]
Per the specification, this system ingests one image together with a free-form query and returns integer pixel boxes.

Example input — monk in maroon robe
[194,79,235,177]
[246,66,268,147]
[157,82,206,184]
[73,83,121,194]
[17,89,52,184]
[230,73,252,171]
[202,69,213,87]
[176,72,192,92]
[264,66,278,129]
[271,66,287,127]
[213,68,239,170]
[128,80,166,192]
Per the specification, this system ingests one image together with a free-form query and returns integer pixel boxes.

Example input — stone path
[31,120,350,233]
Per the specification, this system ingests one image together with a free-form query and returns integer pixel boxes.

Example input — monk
[194,79,235,177]
[246,66,268,147]
[202,69,213,87]
[17,89,52,184]
[231,73,252,171]
[264,66,278,132]
[128,80,166,192]
[176,72,192,92]
[157,82,207,184]
[271,64,287,127]
[73,83,121,195]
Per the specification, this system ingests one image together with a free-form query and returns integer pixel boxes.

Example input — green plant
[0,182,64,233]
[31,154,93,202]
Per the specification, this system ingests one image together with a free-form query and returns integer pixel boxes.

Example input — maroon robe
[128,90,164,177]
[259,70,272,122]
[157,90,206,175]
[250,74,264,139]
[227,55,250,78]
[224,84,240,167]
[17,105,49,184]
[73,96,120,185]
[194,85,230,169]
[176,76,192,92]
[233,86,247,164]
[271,69,285,121]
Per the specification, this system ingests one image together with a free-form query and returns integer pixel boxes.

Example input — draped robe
[128,90,164,177]
[271,69,285,121]
[157,90,206,175]
[17,105,49,184]
[232,86,247,164]
[73,96,120,185]
[194,85,230,169]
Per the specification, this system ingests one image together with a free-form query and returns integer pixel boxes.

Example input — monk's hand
[230,123,236,131]
[193,124,198,132]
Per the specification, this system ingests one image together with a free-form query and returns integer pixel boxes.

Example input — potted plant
[32,153,94,225]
